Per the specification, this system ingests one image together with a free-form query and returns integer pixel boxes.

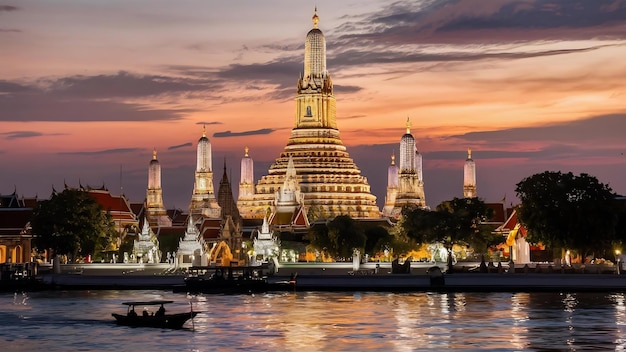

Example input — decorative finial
[244,146,249,157]
[153,148,157,160]
[312,6,319,28]
[202,124,206,137]
[391,153,396,165]
[405,116,411,134]
[467,148,472,159]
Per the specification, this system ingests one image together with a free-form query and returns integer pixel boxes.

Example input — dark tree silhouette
[515,171,617,259]
[400,198,494,268]
[31,189,117,262]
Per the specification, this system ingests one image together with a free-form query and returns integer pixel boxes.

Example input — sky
[1,0,626,212]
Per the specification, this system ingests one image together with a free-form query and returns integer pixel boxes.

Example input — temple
[252,215,280,263]
[237,147,255,202]
[176,216,207,266]
[463,148,477,198]
[382,154,399,217]
[237,9,380,220]
[133,219,160,263]
[145,149,172,227]
[189,126,221,219]
[383,118,427,218]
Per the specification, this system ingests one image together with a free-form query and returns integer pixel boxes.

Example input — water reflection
[1,290,625,351]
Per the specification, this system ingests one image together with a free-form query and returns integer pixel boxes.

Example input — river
[1,290,625,351]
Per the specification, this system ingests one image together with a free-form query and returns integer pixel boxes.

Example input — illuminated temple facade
[237,9,380,220]
[382,118,426,218]
[189,126,221,219]
[145,149,172,227]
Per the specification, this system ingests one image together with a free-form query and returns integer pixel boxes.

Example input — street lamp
[615,250,621,275]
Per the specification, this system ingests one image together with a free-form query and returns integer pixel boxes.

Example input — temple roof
[0,208,32,236]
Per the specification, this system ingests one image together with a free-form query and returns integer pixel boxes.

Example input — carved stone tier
[238,129,379,220]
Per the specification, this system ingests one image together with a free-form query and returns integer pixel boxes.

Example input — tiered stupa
[176,216,207,266]
[189,126,221,219]
[252,215,280,263]
[382,154,399,217]
[133,219,161,263]
[238,147,255,202]
[237,9,380,220]
[384,118,426,218]
[463,148,477,198]
[145,149,172,227]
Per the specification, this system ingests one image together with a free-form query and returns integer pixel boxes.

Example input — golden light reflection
[611,293,626,350]
[510,293,531,350]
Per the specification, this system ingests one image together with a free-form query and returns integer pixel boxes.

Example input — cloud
[168,142,192,150]
[0,74,195,122]
[217,58,300,89]
[59,148,144,156]
[1,131,44,139]
[457,114,626,144]
[213,128,275,138]
[328,44,619,70]
[0,5,18,12]
[335,0,626,47]
[339,114,367,120]
[48,71,214,99]
[195,121,222,126]
[334,84,362,94]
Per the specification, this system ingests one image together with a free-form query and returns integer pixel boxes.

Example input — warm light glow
[2,3,625,211]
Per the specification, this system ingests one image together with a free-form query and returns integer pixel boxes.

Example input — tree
[363,225,394,256]
[306,222,332,256]
[305,215,367,260]
[400,198,494,265]
[515,171,617,259]
[31,189,117,261]
[437,198,498,256]
[327,215,367,259]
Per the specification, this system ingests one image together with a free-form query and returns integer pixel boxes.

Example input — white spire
[304,7,326,78]
[148,148,161,190]
[464,148,477,198]
[196,125,211,172]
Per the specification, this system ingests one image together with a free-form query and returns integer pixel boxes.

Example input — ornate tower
[146,149,172,227]
[275,155,303,214]
[189,126,221,219]
[463,148,477,198]
[218,161,242,227]
[387,118,426,218]
[382,153,399,217]
[176,215,207,266]
[237,9,380,220]
[238,147,255,201]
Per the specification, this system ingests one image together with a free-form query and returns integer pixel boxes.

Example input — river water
[1,289,625,351]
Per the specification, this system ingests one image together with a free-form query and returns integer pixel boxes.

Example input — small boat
[112,300,198,329]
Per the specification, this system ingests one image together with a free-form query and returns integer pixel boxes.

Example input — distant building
[0,191,36,263]
[84,185,139,235]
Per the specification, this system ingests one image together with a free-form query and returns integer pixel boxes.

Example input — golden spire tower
[146,149,172,227]
[237,9,380,220]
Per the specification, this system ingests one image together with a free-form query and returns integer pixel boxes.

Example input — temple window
[305,106,312,117]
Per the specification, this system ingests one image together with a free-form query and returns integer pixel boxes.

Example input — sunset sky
[2,0,625,212]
